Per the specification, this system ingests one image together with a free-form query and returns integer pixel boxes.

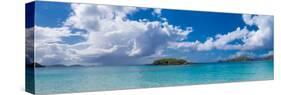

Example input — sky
[26,1,274,66]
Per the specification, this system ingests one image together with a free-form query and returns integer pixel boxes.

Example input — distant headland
[218,54,273,63]
[26,62,89,68]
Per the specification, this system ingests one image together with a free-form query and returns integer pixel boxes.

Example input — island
[152,58,190,65]
[219,56,253,62]
[26,62,95,68]
[218,54,273,63]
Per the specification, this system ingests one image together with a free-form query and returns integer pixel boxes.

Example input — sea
[34,60,273,94]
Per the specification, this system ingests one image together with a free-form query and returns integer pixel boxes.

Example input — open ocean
[34,60,273,94]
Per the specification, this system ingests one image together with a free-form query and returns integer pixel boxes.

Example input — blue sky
[31,1,273,65]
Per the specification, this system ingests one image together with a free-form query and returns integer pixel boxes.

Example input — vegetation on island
[219,56,253,62]
[218,54,274,63]
[152,58,190,65]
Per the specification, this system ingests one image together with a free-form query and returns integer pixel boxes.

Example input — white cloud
[34,4,192,65]
[242,14,273,50]
[34,26,71,44]
[32,3,273,65]
[197,37,215,51]
[35,43,80,65]
[153,9,162,16]
[64,4,138,32]
[230,51,256,58]
[214,27,248,49]
[172,14,273,51]
[242,14,255,26]
[169,27,249,51]
[31,26,81,65]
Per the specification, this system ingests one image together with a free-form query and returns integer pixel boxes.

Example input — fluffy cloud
[32,3,273,65]
[242,14,273,50]
[33,4,192,65]
[172,14,273,51]
[64,4,138,32]
[34,26,71,44]
[32,26,78,65]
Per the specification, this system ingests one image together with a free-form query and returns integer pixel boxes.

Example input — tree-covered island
[152,58,190,65]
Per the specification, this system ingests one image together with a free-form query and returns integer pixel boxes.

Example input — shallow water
[34,60,273,94]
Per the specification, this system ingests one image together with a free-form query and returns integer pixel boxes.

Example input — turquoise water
[34,61,273,94]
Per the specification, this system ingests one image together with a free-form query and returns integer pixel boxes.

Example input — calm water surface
[34,60,273,94]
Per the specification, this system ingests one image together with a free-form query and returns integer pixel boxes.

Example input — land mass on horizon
[29,54,273,67]
[152,58,190,65]
[218,54,273,63]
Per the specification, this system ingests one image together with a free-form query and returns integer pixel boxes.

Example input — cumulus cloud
[242,14,273,50]
[34,4,192,65]
[171,14,273,51]
[34,26,71,44]
[64,4,138,32]
[32,3,273,65]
